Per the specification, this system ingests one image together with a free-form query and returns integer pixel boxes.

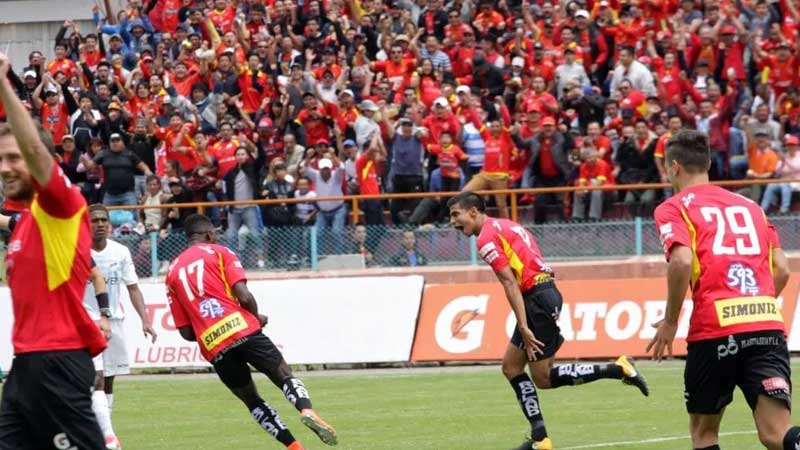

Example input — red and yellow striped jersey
[477,218,553,293]
[654,184,784,341]
[166,243,260,361]
[7,164,106,356]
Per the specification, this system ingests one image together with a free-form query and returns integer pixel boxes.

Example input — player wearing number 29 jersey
[648,130,798,450]
[654,184,783,342]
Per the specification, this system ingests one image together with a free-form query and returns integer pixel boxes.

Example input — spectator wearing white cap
[354,99,382,151]
[386,115,426,223]
[301,149,347,254]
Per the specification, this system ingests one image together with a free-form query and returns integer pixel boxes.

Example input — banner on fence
[411,276,800,361]
[0,275,425,369]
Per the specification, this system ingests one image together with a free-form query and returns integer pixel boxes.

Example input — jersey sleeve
[218,246,247,287]
[654,201,692,260]
[32,162,87,219]
[166,286,191,328]
[476,226,510,272]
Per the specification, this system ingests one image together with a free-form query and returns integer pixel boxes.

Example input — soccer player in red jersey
[0,52,108,450]
[448,192,648,450]
[648,130,800,450]
[165,215,337,450]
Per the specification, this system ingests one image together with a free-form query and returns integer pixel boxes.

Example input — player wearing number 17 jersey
[165,214,337,450]
[447,192,648,450]
[648,130,797,450]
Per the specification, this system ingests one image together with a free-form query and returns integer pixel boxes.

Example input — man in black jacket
[471,55,505,98]
[614,121,659,217]
[223,147,266,269]
[512,117,574,223]
[128,119,159,200]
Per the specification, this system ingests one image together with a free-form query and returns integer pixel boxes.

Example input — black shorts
[0,350,105,450]
[684,330,792,415]
[510,282,565,359]
[213,332,287,390]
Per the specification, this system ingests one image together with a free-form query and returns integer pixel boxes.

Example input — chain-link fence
[115,213,800,277]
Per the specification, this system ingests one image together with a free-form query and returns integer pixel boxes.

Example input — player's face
[449,204,477,236]
[0,134,35,201]
[90,210,110,241]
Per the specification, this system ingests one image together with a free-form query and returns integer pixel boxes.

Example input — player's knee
[756,428,783,450]
[501,360,525,380]
[530,370,552,389]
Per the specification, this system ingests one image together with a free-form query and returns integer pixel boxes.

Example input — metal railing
[99,179,800,276]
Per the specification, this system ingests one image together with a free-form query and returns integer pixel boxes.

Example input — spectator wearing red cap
[512,116,574,223]
[761,134,800,213]
[752,38,800,99]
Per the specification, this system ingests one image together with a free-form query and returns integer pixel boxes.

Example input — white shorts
[100,319,131,377]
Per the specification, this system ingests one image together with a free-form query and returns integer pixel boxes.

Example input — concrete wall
[0,0,97,68]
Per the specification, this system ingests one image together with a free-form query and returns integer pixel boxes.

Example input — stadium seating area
[3,0,800,272]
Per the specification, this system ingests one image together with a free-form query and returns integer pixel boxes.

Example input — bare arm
[647,245,692,361]
[232,280,268,326]
[772,248,790,296]
[496,266,543,360]
[0,54,54,186]
[127,284,157,342]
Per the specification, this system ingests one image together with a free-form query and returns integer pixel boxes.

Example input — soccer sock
[106,393,114,415]
[91,390,115,437]
[282,378,313,411]
[509,374,547,441]
[250,401,296,447]
[549,363,624,388]
[694,446,720,450]
[783,426,800,450]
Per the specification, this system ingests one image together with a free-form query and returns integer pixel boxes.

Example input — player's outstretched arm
[90,265,112,339]
[127,284,157,343]
[771,248,790,296]
[0,53,54,187]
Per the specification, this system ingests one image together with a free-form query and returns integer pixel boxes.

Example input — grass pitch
[113,361,797,450]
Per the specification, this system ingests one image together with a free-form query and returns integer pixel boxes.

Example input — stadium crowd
[2,0,800,268]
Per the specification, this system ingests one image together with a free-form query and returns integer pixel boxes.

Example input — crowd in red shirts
[3,0,800,231]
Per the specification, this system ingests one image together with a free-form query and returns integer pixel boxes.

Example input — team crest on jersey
[726,263,759,295]
[199,298,225,319]
[681,193,695,208]
[658,223,674,247]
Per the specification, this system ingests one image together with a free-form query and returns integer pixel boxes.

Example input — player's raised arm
[0,52,54,187]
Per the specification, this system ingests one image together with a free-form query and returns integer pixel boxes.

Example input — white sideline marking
[560,430,756,449]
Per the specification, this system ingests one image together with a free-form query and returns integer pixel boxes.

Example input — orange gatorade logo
[201,312,248,351]
[411,278,800,361]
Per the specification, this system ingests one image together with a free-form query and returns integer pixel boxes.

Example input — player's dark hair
[184,214,215,238]
[88,204,109,217]
[446,192,486,212]
[665,130,711,174]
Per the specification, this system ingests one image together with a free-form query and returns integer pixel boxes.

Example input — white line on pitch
[560,430,756,449]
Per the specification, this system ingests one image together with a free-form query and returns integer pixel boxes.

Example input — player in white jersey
[83,204,157,450]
